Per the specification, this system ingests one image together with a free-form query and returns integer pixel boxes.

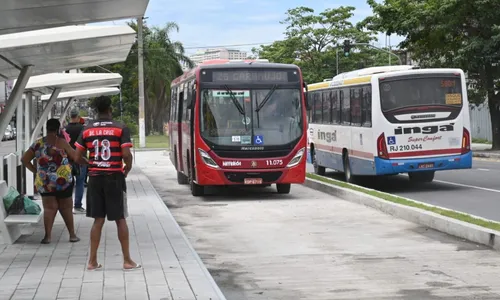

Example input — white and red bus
[169,59,309,196]
[306,65,472,183]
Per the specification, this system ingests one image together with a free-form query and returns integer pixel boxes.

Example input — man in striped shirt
[75,96,140,271]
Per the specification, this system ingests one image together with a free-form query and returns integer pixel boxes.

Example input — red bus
[169,59,309,196]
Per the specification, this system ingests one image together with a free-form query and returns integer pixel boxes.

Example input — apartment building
[183,48,248,70]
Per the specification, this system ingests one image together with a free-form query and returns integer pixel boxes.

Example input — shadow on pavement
[322,170,468,194]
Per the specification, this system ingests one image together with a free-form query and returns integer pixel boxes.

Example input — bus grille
[213,149,291,158]
[224,171,283,183]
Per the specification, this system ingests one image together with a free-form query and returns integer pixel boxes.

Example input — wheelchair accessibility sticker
[254,135,263,145]
[387,136,396,145]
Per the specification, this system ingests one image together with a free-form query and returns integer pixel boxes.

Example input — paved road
[307,158,500,222]
[137,151,500,300]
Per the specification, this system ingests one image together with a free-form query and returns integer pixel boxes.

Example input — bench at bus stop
[0,180,43,244]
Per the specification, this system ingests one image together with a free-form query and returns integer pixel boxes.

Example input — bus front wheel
[408,171,435,183]
[276,183,291,194]
[312,149,326,176]
[343,153,355,184]
[177,171,188,185]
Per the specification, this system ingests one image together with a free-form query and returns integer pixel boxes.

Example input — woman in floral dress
[21,118,88,244]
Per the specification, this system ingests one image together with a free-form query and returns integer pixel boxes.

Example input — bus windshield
[200,88,303,146]
[380,76,463,112]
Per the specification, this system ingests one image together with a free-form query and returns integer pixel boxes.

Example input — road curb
[304,176,500,251]
[472,152,500,159]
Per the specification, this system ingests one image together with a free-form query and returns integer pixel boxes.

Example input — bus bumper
[374,151,473,175]
[196,164,306,186]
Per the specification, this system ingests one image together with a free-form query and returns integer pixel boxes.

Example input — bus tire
[191,180,205,196]
[175,151,188,185]
[409,171,435,183]
[188,163,205,196]
[343,153,355,183]
[312,148,326,176]
[276,183,291,194]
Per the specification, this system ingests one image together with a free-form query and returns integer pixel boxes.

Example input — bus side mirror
[304,82,312,111]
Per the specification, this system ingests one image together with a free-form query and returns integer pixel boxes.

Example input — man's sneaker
[74,207,86,214]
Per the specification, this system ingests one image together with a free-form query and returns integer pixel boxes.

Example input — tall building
[184,48,248,70]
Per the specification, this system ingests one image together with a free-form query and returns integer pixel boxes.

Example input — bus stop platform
[0,169,225,300]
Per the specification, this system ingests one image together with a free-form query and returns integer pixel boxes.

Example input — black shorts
[40,184,74,200]
[86,173,128,221]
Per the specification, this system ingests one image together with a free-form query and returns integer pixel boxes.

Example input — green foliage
[121,115,138,136]
[252,6,401,84]
[82,20,192,135]
[362,0,500,148]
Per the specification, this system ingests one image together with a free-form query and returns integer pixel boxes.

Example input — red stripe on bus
[315,144,374,159]
[388,148,462,158]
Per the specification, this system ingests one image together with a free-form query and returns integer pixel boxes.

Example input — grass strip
[132,135,169,148]
[306,173,500,232]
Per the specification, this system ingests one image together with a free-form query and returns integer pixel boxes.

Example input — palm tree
[143,22,194,134]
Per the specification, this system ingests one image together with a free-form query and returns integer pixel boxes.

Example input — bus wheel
[177,171,188,185]
[189,168,205,196]
[409,171,435,183]
[343,153,355,183]
[312,149,326,176]
[276,183,291,194]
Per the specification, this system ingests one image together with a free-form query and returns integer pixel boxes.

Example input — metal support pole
[16,94,24,154]
[24,92,32,150]
[0,65,33,141]
[137,16,146,148]
[24,92,34,197]
[353,43,402,65]
[30,88,61,144]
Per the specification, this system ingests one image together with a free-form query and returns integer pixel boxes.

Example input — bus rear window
[380,76,462,112]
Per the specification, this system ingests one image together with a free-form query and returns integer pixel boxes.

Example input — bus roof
[171,59,300,86]
[307,65,465,90]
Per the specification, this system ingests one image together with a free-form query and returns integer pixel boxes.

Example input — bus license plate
[418,163,434,169]
[244,178,263,185]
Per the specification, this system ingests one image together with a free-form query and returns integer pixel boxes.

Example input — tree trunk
[486,64,500,149]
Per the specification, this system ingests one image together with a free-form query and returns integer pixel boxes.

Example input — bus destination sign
[212,70,289,83]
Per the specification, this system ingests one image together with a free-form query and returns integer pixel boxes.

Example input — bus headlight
[198,148,219,168]
[287,148,305,168]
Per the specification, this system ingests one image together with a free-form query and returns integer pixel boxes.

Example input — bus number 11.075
[266,159,283,166]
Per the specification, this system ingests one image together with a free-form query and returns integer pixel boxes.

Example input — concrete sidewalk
[0,169,225,300]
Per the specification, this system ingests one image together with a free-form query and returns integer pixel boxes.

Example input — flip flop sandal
[87,264,103,271]
[123,264,142,271]
[69,237,81,243]
[41,238,50,244]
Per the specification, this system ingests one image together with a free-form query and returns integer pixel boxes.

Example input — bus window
[362,86,372,127]
[331,90,340,124]
[322,90,332,124]
[341,89,350,125]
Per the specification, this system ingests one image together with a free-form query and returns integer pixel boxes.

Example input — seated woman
[21,118,88,244]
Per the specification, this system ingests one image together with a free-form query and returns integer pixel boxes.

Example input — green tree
[143,22,193,134]
[362,0,500,148]
[84,20,192,135]
[252,6,400,83]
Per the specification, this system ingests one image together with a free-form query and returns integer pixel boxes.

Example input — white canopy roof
[41,87,120,101]
[0,0,149,35]
[21,73,123,95]
[0,25,136,80]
